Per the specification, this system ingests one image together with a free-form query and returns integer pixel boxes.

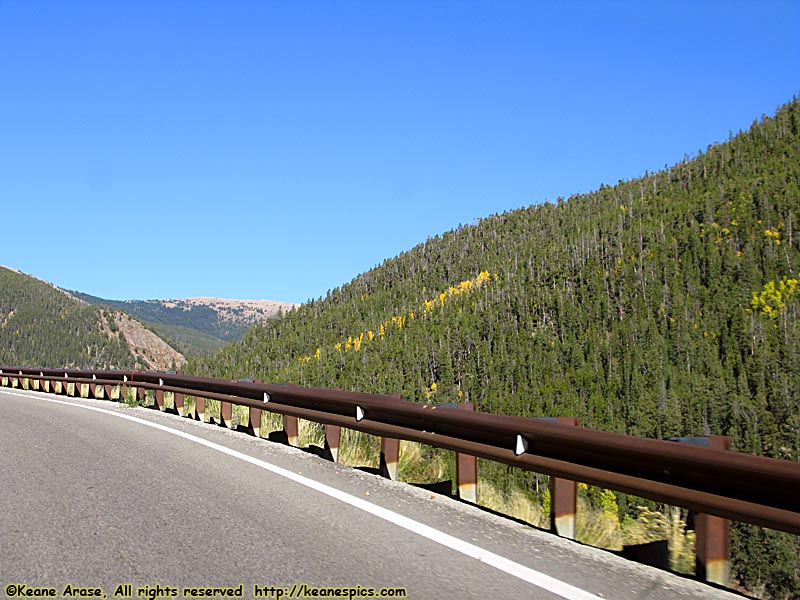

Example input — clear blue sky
[1,1,798,304]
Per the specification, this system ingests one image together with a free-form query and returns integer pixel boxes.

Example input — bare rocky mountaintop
[160,297,298,324]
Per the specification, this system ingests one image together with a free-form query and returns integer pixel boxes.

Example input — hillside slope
[69,292,298,356]
[0,267,184,370]
[189,98,800,596]
[193,99,799,459]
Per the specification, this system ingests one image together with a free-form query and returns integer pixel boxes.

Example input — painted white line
[4,389,601,600]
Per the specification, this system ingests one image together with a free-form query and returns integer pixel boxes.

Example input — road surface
[0,388,744,600]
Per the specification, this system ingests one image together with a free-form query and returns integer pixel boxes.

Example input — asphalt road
[0,388,745,600]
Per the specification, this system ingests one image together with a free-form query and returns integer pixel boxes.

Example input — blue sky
[1,1,798,304]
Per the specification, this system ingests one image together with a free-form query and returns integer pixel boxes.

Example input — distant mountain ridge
[68,292,298,356]
[0,267,184,370]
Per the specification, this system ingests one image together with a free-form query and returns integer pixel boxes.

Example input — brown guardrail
[2,364,798,588]
[2,365,798,533]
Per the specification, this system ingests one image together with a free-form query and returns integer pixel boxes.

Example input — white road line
[4,389,602,600]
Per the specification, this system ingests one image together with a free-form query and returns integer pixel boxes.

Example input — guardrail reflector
[356,406,366,422]
[515,435,529,456]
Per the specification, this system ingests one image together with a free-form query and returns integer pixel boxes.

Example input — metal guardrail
[2,365,799,584]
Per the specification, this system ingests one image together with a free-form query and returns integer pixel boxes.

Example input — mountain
[68,292,298,357]
[188,98,800,597]
[0,267,184,370]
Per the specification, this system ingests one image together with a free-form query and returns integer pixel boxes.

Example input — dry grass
[297,418,325,447]
[338,429,380,467]
[576,496,624,550]
[397,441,448,483]
[204,398,220,421]
[622,505,696,573]
[476,481,549,528]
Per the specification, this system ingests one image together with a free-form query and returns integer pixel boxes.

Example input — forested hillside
[190,99,800,596]
[0,267,135,369]
[0,268,183,370]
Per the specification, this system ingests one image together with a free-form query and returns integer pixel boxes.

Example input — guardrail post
[174,372,185,417]
[221,400,232,428]
[248,406,261,436]
[696,436,731,587]
[324,425,341,462]
[380,437,400,480]
[456,402,478,503]
[155,388,164,411]
[669,435,732,586]
[550,417,578,540]
[137,386,146,404]
[195,397,206,423]
[247,379,263,436]
[283,415,299,447]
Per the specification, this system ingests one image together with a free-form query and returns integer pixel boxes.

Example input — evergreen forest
[190,99,800,597]
[0,267,136,369]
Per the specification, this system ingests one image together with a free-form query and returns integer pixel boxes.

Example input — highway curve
[0,388,743,600]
